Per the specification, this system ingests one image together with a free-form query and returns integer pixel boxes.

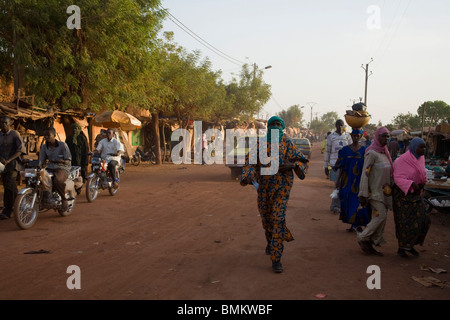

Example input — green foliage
[226,64,271,119]
[277,104,304,128]
[389,100,449,130]
[0,1,270,122]
[0,0,165,110]
[417,100,450,126]
[391,112,421,130]
[309,111,339,135]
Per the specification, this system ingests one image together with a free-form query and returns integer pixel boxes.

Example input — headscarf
[366,126,393,170]
[393,138,427,195]
[351,128,363,135]
[266,116,285,142]
[72,123,82,145]
[408,137,425,159]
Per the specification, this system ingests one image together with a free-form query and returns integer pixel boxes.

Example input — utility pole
[361,58,373,106]
[306,102,317,130]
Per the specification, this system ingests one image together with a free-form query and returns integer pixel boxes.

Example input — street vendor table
[425,182,450,196]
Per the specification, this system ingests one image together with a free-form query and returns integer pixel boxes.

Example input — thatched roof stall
[0,99,92,156]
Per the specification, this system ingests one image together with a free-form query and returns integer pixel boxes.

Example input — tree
[391,112,421,130]
[226,63,271,119]
[0,0,165,110]
[417,101,450,126]
[321,111,340,130]
[277,105,304,128]
[158,33,228,127]
[309,111,339,136]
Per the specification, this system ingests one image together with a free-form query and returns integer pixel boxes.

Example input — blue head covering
[266,116,285,142]
[351,128,363,135]
[408,137,425,159]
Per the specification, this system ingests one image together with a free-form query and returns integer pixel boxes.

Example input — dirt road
[0,143,449,301]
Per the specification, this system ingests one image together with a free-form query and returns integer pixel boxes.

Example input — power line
[373,0,411,70]
[159,5,246,66]
[371,0,411,71]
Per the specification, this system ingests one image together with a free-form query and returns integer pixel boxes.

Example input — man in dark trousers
[65,123,89,182]
[0,116,26,220]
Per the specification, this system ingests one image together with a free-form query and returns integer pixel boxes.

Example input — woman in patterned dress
[240,116,309,273]
[334,128,371,232]
[392,137,430,258]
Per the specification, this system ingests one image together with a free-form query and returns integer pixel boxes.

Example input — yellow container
[345,114,370,128]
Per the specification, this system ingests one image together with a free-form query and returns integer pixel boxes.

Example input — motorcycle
[130,146,156,166]
[85,153,120,202]
[13,160,82,230]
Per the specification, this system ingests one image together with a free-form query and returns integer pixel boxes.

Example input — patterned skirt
[392,184,431,249]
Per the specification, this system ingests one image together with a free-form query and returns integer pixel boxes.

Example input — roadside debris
[420,265,447,274]
[411,276,450,288]
[24,249,51,254]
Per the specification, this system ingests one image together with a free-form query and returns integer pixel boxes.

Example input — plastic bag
[330,189,339,199]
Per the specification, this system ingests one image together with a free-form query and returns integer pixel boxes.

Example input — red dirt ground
[0,144,449,301]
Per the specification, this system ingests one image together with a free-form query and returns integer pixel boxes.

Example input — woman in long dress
[357,127,393,256]
[392,137,431,258]
[240,116,309,273]
[334,128,371,232]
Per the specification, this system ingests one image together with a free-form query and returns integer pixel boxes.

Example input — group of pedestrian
[241,114,431,273]
[0,116,124,220]
[332,124,431,258]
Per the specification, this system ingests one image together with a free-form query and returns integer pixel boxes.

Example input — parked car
[292,138,312,159]
[225,134,261,180]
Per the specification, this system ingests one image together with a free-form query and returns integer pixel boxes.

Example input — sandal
[407,248,420,256]
[272,261,283,273]
[369,242,384,256]
[358,241,372,254]
[397,248,408,258]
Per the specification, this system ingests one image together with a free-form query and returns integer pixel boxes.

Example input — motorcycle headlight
[24,168,37,178]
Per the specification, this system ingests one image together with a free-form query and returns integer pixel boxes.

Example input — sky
[159,0,450,126]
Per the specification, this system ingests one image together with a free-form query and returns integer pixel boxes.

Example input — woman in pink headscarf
[392,137,431,258]
[357,127,393,256]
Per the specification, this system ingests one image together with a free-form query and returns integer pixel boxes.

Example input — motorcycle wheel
[13,189,39,230]
[86,174,100,203]
[108,170,119,196]
[131,155,140,166]
[150,151,157,165]
[58,193,75,217]
[108,185,119,196]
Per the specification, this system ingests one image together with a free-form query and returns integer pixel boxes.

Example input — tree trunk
[13,25,25,99]
[161,122,167,163]
[151,112,161,165]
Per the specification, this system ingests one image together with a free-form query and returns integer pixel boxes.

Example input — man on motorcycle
[38,127,72,212]
[93,128,124,188]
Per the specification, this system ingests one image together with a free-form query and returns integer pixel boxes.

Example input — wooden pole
[421,105,426,139]
[425,112,436,144]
